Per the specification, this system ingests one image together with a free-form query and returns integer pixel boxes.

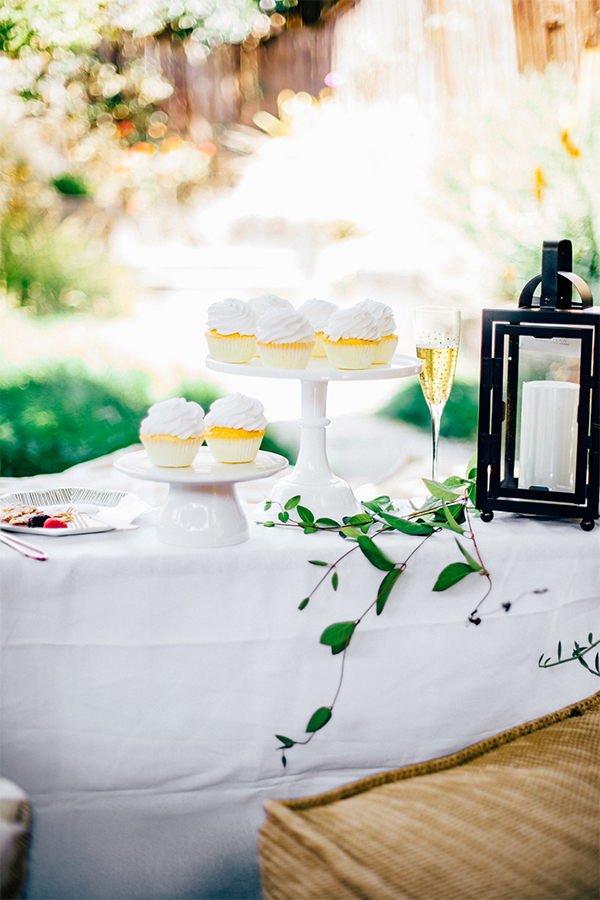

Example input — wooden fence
[151,0,600,136]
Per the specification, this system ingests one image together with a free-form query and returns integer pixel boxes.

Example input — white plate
[0,487,145,537]
[205,353,422,382]
[115,448,288,485]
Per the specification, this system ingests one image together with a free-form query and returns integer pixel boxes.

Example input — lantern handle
[518,275,541,308]
[557,271,593,308]
[518,272,593,309]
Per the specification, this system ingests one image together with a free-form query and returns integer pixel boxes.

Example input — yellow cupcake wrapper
[140,433,204,467]
[256,341,315,369]
[374,333,399,365]
[206,331,256,363]
[311,332,327,357]
[205,429,264,463]
[322,338,378,369]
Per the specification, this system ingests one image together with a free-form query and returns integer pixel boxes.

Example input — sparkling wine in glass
[414,307,461,482]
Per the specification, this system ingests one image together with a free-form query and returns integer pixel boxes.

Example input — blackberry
[27,514,50,528]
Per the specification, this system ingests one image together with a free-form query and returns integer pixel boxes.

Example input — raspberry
[43,518,69,529]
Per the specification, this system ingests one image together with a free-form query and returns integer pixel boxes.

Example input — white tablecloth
[1,455,598,899]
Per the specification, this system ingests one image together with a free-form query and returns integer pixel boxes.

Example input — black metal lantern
[476,240,599,531]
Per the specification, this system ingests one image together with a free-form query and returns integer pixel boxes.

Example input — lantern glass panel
[494,321,594,501]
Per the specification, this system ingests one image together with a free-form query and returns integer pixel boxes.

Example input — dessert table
[0,451,598,900]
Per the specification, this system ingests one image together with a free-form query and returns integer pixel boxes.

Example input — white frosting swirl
[140,397,205,439]
[355,298,396,336]
[324,307,381,342]
[256,308,315,344]
[204,393,267,432]
[298,298,339,331]
[247,293,293,319]
[206,298,256,336]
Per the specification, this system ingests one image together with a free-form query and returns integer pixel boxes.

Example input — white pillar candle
[519,381,579,492]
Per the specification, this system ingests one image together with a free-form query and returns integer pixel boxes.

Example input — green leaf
[264,501,272,511]
[297,505,314,524]
[588,633,594,644]
[376,567,403,615]
[275,734,294,748]
[378,512,434,535]
[441,501,465,534]
[263,521,275,527]
[362,500,383,513]
[345,513,373,526]
[422,478,462,502]
[308,560,328,566]
[332,572,338,591]
[320,621,356,653]
[433,562,475,591]
[361,496,391,513]
[467,480,477,504]
[278,511,289,523]
[315,517,340,527]
[340,526,361,538]
[443,476,466,488]
[306,706,332,733]
[303,525,318,534]
[558,641,562,661]
[455,538,483,571]
[298,598,309,610]
[356,535,395,570]
[284,495,301,510]
[360,522,372,533]
[595,652,599,673]
[466,452,477,477]
[433,502,465,525]
[330,641,348,655]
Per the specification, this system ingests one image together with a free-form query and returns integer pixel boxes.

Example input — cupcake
[140,397,205,467]
[355,298,398,364]
[322,306,381,369]
[247,293,293,319]
[256,308,315,369]
[204,393,267,463]
[298,298,339,357]
[205,298,257,363]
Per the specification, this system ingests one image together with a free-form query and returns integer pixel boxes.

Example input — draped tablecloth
[0,454,598,900]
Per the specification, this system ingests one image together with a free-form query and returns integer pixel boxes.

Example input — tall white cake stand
[115,448,288,548]
[206,354,422,519]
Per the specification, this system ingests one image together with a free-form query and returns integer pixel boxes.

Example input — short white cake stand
[206,354,422,519]
[115,448,288,548]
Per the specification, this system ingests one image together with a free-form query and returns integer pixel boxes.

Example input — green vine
[539,635,600,678]
[258,461,505,766]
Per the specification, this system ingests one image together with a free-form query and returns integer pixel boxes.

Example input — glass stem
[430,403,444,482]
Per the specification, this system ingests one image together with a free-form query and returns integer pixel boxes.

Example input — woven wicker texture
[259,691,600,900]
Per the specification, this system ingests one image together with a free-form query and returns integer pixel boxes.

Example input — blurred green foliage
[1,362,151,477]
[52,174,91,196]
[1,361,295,477]
[379,378,479,441]
[432,66,600,304]
[0,210,121,317]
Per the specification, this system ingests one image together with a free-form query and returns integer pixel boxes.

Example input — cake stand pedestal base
[158,482,248,548]
[268,381,362,519]
[115,449,288,548]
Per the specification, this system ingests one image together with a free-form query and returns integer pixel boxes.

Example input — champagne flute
[414,307,461,483]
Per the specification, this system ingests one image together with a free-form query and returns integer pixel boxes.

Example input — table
[1,453,598,900]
